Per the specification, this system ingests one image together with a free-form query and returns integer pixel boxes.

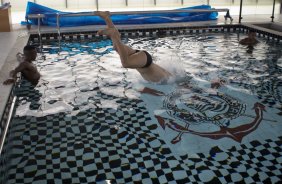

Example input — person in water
[3,45,40,86]
[239,31,258,46]
[95,11,172,83]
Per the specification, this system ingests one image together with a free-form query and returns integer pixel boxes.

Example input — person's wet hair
[23,45,36,52]
[23,45,37,61]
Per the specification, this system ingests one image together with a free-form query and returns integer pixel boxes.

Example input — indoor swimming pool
[1,30,282,183]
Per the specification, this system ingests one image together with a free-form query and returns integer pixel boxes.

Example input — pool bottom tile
[2,95,281,184]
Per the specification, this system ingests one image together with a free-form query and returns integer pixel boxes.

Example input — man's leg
[97,28,147,68]
[95,11,122,47]
[95,11,115,28]
[95,11,136,54]
[96,12,148,68]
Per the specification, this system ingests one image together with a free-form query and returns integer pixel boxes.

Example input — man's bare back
[19,61,40,86]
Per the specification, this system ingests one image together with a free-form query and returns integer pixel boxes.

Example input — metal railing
[0,88,17,156]
[24,0,281,47]
[271,0,276,22]
[29,8,231,17]
[23,0,278,11]
[238,0,278,23]
[0,70,22,157]
[25,0,279,23]
[27,8,232,51]
[239,0,243,23]
[27,8,232,49]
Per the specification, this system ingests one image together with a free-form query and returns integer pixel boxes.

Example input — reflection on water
[25,32,282,118]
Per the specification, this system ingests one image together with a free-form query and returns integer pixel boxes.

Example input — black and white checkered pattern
[2,81,193,184]
[1,80,281,183]
[180,138,282,183]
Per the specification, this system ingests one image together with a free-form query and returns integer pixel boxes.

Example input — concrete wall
[36,0,66,9]
[6,0,29,11]
[99,0,126,9]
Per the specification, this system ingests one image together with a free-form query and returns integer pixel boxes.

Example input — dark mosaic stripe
[28,25,282,43]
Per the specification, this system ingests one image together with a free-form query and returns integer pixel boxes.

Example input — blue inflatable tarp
[24,2,218,27]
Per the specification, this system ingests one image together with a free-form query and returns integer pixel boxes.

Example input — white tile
[198,170,215,182]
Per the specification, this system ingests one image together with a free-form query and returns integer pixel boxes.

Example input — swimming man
[95,11,172,83]
[239,31,258,46]
[3,45,40,86]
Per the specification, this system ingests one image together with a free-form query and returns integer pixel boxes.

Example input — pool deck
[0,13,282,124]
[0,29,29,122]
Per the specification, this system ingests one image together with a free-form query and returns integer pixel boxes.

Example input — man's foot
[94,11,110,19]
[97,28,119,38]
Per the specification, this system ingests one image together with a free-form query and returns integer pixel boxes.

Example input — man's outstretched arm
[3,63,27,85]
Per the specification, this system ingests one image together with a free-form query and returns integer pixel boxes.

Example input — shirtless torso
[239,37,258,46]
[239,32,258,46]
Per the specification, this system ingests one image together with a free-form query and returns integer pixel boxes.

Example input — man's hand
[3,79,15,85]
[9,70,16,78]
[16,52,24,62]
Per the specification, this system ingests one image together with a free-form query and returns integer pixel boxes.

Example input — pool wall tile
[26,24,282,50]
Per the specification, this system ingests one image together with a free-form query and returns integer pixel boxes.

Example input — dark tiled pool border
[28,24,282,43]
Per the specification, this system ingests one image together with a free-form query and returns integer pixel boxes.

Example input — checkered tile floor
[0,80,281,184]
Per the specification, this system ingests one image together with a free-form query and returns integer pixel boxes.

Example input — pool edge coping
[0,35,29,131]
[242,22,282,37]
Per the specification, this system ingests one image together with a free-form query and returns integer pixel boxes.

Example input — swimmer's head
[23,45,37,61]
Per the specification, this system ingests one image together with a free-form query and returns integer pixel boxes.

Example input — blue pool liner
[23,2,218,27]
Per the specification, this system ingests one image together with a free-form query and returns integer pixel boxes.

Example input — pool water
[1,32,282,183]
